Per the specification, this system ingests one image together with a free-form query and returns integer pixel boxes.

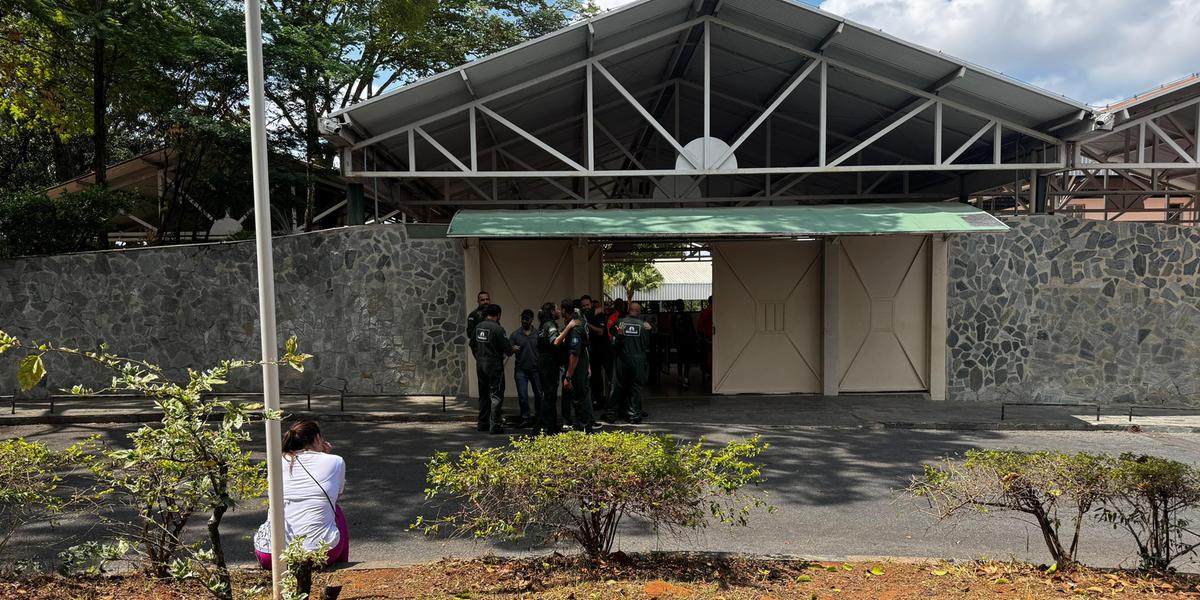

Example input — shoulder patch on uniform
[475,328,490,342]
[622,322,643,336]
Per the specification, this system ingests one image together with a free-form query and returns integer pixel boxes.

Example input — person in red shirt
[606,298,626,341]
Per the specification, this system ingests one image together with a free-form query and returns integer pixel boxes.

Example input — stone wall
[947,216,1200,405]
[0,225,466,396]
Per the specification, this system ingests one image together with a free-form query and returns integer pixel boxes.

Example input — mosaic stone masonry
[0,225,466,397]
[947,215,1200,405]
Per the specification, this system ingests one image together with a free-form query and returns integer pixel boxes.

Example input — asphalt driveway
[6,421,1200,570]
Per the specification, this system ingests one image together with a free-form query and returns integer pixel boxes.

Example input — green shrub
[418,431,771,557]
[0,187,134,258]
[280,536,331,600]
[1,329,310,598]
[910,450,1112,569]
[0,436,103,557]
[1100,454,1200,571]
[56,539,132,576]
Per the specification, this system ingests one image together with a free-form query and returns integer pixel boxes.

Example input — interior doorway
[601,241,714,400]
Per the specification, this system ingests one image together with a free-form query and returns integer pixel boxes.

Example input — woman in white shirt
[254,420,348,567]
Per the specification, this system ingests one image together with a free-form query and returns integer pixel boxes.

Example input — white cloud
[818,0,1200,105]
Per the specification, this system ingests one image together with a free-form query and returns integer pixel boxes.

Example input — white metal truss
[341,16,1065,182]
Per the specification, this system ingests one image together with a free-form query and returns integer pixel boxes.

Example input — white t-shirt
[254,451,346,553]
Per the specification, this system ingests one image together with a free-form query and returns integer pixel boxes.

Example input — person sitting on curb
[253,420,348,568]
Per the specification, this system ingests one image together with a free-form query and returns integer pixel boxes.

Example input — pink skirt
[255,504,349,569]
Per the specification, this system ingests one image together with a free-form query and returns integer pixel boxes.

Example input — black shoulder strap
[291,454,336,512]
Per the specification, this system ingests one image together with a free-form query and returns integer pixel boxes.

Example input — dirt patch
[326,555,1198,599]
[4,555,1198,599]
[0,569,271,600]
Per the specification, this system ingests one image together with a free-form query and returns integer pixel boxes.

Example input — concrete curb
[0,411,474,427]
[4,410,1197,432]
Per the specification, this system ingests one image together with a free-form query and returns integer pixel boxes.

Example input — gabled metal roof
[325,0,1090,147]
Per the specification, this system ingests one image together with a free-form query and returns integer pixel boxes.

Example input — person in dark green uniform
[534,302,562,435]
[466,290,491,417]
[562,298,601,433]
[610,301,652,424]
[473,303,511,434]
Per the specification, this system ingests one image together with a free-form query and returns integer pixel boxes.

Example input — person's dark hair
[560,298,575,314]
[485,303,502,317]
[521,308,534,320]
[539,302,555,322]
[580,294,592,302]
[283,420,322,454]
[477,290,489,300]
[674,299,685,312]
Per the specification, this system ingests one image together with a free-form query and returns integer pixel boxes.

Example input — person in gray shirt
[509,309,542,429]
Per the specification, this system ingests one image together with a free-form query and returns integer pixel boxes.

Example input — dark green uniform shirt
[466,307,487,357]
[537,319,561,372]
[566,321,590,374]
[473,319,509,370]
[614,315,650,359]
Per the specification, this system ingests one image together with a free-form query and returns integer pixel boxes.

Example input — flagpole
[242,0,287,597]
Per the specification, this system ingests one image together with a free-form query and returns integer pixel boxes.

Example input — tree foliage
[1100,454,1200,570]
[0,186,134,257]
[604,261,666,302]
[1,0,593,246]
[0,328,311,599]
[418,431,771,557]
[0,437,104,556]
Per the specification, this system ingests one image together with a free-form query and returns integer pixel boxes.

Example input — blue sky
[594,0,1200,106]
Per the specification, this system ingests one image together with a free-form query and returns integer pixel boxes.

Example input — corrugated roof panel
[446,202,1008,238]
[610,282,712,302]
[330,0,1091,149]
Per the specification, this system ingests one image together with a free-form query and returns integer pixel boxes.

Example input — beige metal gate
[836,235,931,392]
[477,240,601,396]
[711,241,823,394]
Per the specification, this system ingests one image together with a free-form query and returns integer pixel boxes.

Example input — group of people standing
[466,291,655,435]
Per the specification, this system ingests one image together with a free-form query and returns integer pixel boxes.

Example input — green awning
[446,202,1008,238]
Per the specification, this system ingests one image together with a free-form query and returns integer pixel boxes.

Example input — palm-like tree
[604,261,665,302]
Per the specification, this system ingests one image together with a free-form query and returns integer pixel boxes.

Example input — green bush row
[910,449,1200,572]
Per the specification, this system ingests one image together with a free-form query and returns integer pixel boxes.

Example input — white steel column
[818,60,827,167]
[586,64,595,171]
[700,18,710,169]
[934,101,942,164]
[822,237,839,397]
[929,235,948,401]
[242,0,285,597]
